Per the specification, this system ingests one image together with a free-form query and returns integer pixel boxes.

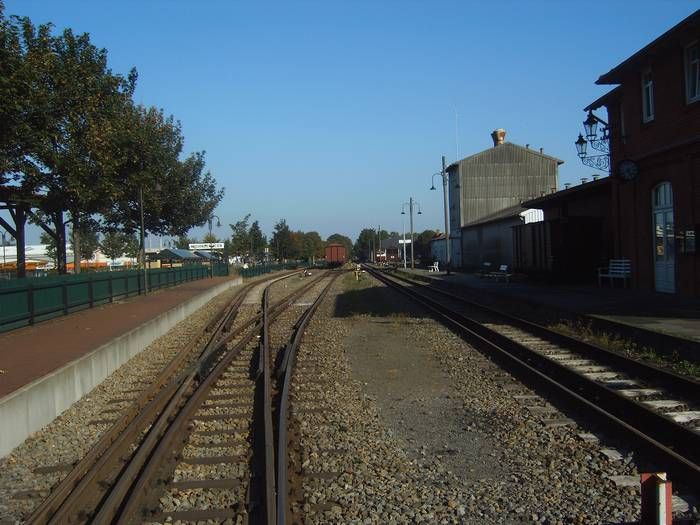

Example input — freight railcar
[325,243,347,267]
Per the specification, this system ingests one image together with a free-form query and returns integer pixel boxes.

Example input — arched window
[652,181,673,209]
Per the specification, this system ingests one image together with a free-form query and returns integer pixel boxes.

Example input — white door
[652,183,675,293]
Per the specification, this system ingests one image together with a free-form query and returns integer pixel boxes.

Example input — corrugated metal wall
[454,143,558,226]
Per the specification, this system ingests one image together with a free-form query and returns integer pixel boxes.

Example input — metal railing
[0,263,229,332]
[237,262,302,278]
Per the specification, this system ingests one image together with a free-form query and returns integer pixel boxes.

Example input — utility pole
[409,197,415,269]
[442,155,451,274]
[378,225,381,262]
[401,198,421,269]
[402,218,407,269]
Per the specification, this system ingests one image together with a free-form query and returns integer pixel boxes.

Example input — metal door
[652,183,675,293]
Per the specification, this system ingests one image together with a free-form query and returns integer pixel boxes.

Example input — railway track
[25,269,339,523]
[366,265,700,494]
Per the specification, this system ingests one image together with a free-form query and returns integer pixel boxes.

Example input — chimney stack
[491,128,506,147]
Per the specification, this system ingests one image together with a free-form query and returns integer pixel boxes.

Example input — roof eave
[596,9,700,85]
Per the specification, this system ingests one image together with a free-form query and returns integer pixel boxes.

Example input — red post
[640,473,672,525]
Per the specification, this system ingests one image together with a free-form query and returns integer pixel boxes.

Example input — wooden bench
[598,259,631,287]
[488,264,512,283]
[477,262,493,278]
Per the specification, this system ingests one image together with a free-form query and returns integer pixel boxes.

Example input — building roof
[194,250,215,260]
[522,176,611,209]
[429,233,446,242]
[446,141,564,171]
[596,10,700,85]
[157,248,199,260]
[584,86,621,112]
[461,203,526,229]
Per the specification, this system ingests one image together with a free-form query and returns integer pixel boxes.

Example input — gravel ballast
[289,272,646,524]
[0,281,251,522]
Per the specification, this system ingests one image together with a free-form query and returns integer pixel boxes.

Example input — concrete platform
[0,275,242,457]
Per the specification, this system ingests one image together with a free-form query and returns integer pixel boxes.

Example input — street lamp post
[402,216,407,269]
[207,214,221,277]
[139,185,148,294]
[430,155,452,274]
[401,197,422,269]
[207,214,221,239]
[574,110,610,172]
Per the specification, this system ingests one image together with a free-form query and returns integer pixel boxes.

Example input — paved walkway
[400,268,700,343]
[0,275,237,398]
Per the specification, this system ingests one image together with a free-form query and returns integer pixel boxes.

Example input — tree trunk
[54,211,67,274]
[15,205,27,278]
[72,212,81,274]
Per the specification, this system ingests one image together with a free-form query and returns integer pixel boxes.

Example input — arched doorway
[652,182,675,293]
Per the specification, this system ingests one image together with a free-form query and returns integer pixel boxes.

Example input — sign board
[189,243,224,250]
[398,239,412,244]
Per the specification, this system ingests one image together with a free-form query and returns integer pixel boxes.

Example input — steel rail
[261,285,277,525]
[386,268,700,400]
[276,273,340,525]
[26,276,265,524]
[105,272,329,524]
[383,269,700,467]
[29,270,302,524]
[366,266,700,491]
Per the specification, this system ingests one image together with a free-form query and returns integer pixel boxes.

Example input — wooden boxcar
[325,244,347,267]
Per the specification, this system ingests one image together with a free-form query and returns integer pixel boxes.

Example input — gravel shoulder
[293,271,644,524]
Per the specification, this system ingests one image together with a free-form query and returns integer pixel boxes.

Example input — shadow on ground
[333,276,428,318]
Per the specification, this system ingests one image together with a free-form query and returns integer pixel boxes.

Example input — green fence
[237,262,304,278]
[0,263,229,333]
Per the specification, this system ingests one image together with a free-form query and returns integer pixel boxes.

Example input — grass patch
[549,320,700,379]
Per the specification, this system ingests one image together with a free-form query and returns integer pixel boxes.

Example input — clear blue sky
[5,1,698,244]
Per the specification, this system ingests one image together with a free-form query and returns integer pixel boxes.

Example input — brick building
[584,10,700,295]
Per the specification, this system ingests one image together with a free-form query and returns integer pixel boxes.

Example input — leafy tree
[202,232,219,244]
[123,234,139,259]
[161,151,223,236]
[248,220,266,256]
[70,223,100,261]
[327,233,353,257]
[229,214,250,256]
[299,231,324,261]
[354,228,377,260]
[414,229,438,261]
[271,219,293,260]
[173,235,196,249]
[100,231,128,261]
[38,28,136,272]
[0,7,53,186]
[103,105,181,236]
[40,231,57,266]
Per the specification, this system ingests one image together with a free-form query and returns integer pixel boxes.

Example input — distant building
[585,9,700,295]
[515,177,611,281]
[461,205,543,270]
[446,129,562,268]
[429,232,447,265]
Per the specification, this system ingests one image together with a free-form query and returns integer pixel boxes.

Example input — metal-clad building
[446,129,562,267]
